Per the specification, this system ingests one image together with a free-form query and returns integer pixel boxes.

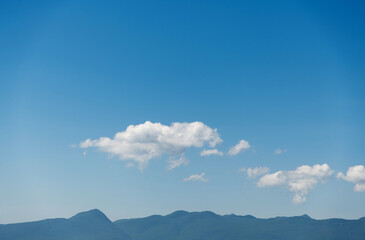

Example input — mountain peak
[69,209,112,224]
[167,210,189,218]
[199,211,218,216]
[299,214,311,219]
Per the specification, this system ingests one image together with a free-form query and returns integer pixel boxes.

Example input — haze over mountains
[1,209,365,240]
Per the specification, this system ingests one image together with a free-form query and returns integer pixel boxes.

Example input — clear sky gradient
[1,0,365,223]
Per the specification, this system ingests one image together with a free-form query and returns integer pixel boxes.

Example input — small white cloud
[239,168,246,173]
[80,121,222,170]
[354,184,365,192]
[200,149,223,157]
[257,164,334,204]
[274,148,287,155]
[228,140,251,155]
[183,172,208,182]
[337,165,365,192]
[125,162,135,168]
[83,151,87,156]
[246,167,270,179]
[166,155,189,171]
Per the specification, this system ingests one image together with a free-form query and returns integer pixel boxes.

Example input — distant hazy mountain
[115,210,365,240]
[0,209,131,240]
[1,209,365,240]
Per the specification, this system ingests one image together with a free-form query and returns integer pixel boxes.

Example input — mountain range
[1,209,365,240]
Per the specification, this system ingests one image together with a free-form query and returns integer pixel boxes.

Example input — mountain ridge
[1,209,365,240]
[0,209,131,240]
[114,210,365,240]
[3,210,364,225]
[115,210,365,222]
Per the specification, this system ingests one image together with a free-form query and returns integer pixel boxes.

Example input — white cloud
[257,164,334,204]
[246,167,270,179]
[80,121,222,170]
[183,172,208,182]
[274,148,287,155]
[354,184,365,192]
[200,149,223,157]
[239,168,246,173]
[228,140,251,155]
[166,155,189,171]
[125,162,135,168]
[258,171,286,187]
[337,165,365,192]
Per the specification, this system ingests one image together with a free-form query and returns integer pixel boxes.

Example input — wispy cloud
[337,165,365,192]
[228,140,251,155]
[257,164,334,204]
[200,149,223,156]
[183,172,208,182]
[274,148,287,155]
[166,155,189,171]
[80,121,222,170]
[125,162,135,168]
[241,167,270,179]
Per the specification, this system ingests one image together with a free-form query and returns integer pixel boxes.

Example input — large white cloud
[257,164,334,204]
[183,172,208,182]
[337,165,365,192]
[228,139,251,155]
[80,121,222,170]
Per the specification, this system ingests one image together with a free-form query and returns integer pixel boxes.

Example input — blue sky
[1,0,365,223]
